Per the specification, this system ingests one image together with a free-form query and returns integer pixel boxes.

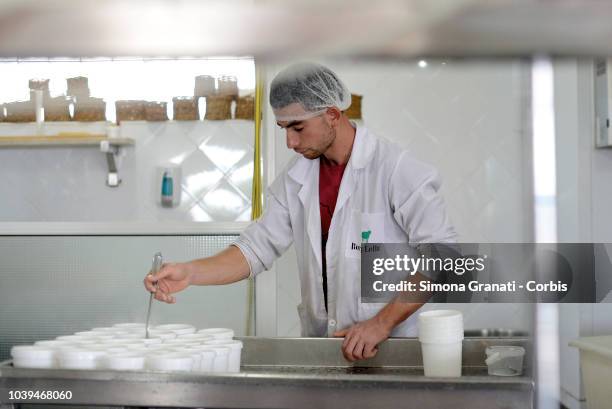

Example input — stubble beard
[303,124,336,160]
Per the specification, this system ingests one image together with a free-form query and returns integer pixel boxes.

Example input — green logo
[361,230,372,243]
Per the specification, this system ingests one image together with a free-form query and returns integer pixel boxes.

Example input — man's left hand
[333,317,392,362]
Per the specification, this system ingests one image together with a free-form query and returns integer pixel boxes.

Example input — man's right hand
[143,262,192,304]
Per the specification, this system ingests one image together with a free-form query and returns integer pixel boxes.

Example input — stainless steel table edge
[0,337,534,409]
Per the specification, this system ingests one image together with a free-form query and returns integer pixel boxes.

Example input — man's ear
[327,107,342,126]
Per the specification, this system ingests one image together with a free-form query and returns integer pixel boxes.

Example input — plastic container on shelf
[4,101,36,122]
[485,346,525,376]
[144,101,168,121]
[194,75,216,97]
[235,95,255,120]
[44,96,72,122]
[66,76,90,98]
[217,75,239,99]
[172,97,199,120]
[115,100,145,123]
[204,95,232,120]
[73,97,106,122]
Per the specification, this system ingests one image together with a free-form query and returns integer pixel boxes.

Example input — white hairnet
[270,63,352,122]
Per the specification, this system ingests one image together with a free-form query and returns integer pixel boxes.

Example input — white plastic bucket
[420,341,462,377]
[104,352,146,371]
[204,339,243,372]
[57,348,106,370]
[418,310,463,377]
[207,346,230,372]
[188,346,217,372]
[147,352,193,372]
[418,310,464,341]
[173,347,202,371]
[11,346,55,369]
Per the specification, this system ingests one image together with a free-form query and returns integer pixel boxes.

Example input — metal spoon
[145,252,163,339]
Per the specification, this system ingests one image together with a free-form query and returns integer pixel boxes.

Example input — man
[144,62,457,362]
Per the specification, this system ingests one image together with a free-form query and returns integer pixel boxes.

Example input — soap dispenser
[158,164,181,208]
[161,170,174,208]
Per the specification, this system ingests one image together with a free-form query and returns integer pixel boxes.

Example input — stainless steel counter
[0,337,533,409]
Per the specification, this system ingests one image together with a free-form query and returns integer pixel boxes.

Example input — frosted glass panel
[0,235,244,361]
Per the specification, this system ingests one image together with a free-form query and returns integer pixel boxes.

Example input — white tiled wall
[263,59,534,336]
[0,120,254,222]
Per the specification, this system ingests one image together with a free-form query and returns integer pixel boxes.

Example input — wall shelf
[0,134,134,148]
[0,133,135,187]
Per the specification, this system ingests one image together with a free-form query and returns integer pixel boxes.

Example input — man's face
[276,105,335,160]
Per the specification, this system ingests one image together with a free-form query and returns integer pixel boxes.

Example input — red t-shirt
[319,155,347,311]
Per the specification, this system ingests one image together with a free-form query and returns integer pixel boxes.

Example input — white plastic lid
[154,324,196,332]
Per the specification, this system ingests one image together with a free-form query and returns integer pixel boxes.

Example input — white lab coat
[233,124,457,337]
